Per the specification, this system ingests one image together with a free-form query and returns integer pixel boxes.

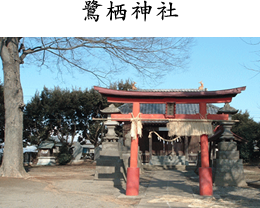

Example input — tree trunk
[0,38,27,177]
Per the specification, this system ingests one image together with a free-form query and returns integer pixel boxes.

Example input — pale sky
[1,37,260,122]
[0,0,260,121]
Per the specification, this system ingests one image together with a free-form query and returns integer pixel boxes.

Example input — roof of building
[23,145,38,153]
[38,141,55,149]
[82,144,95,148]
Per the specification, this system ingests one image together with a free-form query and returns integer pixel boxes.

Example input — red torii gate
[94,86,246,196]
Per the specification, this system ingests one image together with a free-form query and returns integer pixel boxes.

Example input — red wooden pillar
[199,134,213,196]
[199,102,207,118]
[126,102,140,196]
[199,102,213,196]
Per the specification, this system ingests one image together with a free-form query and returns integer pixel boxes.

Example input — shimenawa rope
[130,113,142,139]
[148,131,180,142]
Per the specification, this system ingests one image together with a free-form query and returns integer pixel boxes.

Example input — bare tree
[241,38,260,77]
[0,37,193,177]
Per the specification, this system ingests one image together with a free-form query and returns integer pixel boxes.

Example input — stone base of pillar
[94,142,125,186]
[214,141,247,187]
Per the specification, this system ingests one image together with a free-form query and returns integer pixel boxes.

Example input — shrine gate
[94,86,246,196]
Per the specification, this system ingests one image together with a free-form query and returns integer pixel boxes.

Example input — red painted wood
[207,114,228,120]
[111,114,166,120]
[111,113,132,121]
[175,114,201,119]
[140,114,166,119]
[111,113,229,121]
[126,102,140,196]
[106,97,233,104]
[201,134,210,168]
[199,167,213,196]
[199,136,213,193]
[199,102,207,119]
[126,167,139,196]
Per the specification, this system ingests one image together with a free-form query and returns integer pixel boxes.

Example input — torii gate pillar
[126,102,140,196]
[199,134,213,196]
[199,102,213,196]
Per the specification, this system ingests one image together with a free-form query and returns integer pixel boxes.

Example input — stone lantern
[217,102,238,117]
[214,103,247,187]
[94,104,124,185]
[217,103,238,142]
[101,104,121,142]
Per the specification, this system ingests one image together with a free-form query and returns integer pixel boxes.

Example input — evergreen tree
[24,80,133,148]
[232,111,260,162]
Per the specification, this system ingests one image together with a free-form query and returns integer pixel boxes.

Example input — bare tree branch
[19,37,194,85]
[242,38,260,78]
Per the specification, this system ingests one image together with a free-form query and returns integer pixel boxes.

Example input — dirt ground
[0,160,143,208]
[185,164,260,208]
[0,161,260,208]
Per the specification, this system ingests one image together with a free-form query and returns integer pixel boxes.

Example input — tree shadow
[95,155,126,193]
[140,167,197,194]
[24,166,31,173]
[137,167,260,207]
[184,167,260,208]
[212,185,260,207]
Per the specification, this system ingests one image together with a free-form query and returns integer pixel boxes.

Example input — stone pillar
[214,103,247,187]
[70,142,84,165]
[94,104,125,186]
[214,122,247,186]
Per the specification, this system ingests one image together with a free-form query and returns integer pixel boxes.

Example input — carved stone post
[95,104,125,186]
[101,104,120,142]
[214,103,247,187]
